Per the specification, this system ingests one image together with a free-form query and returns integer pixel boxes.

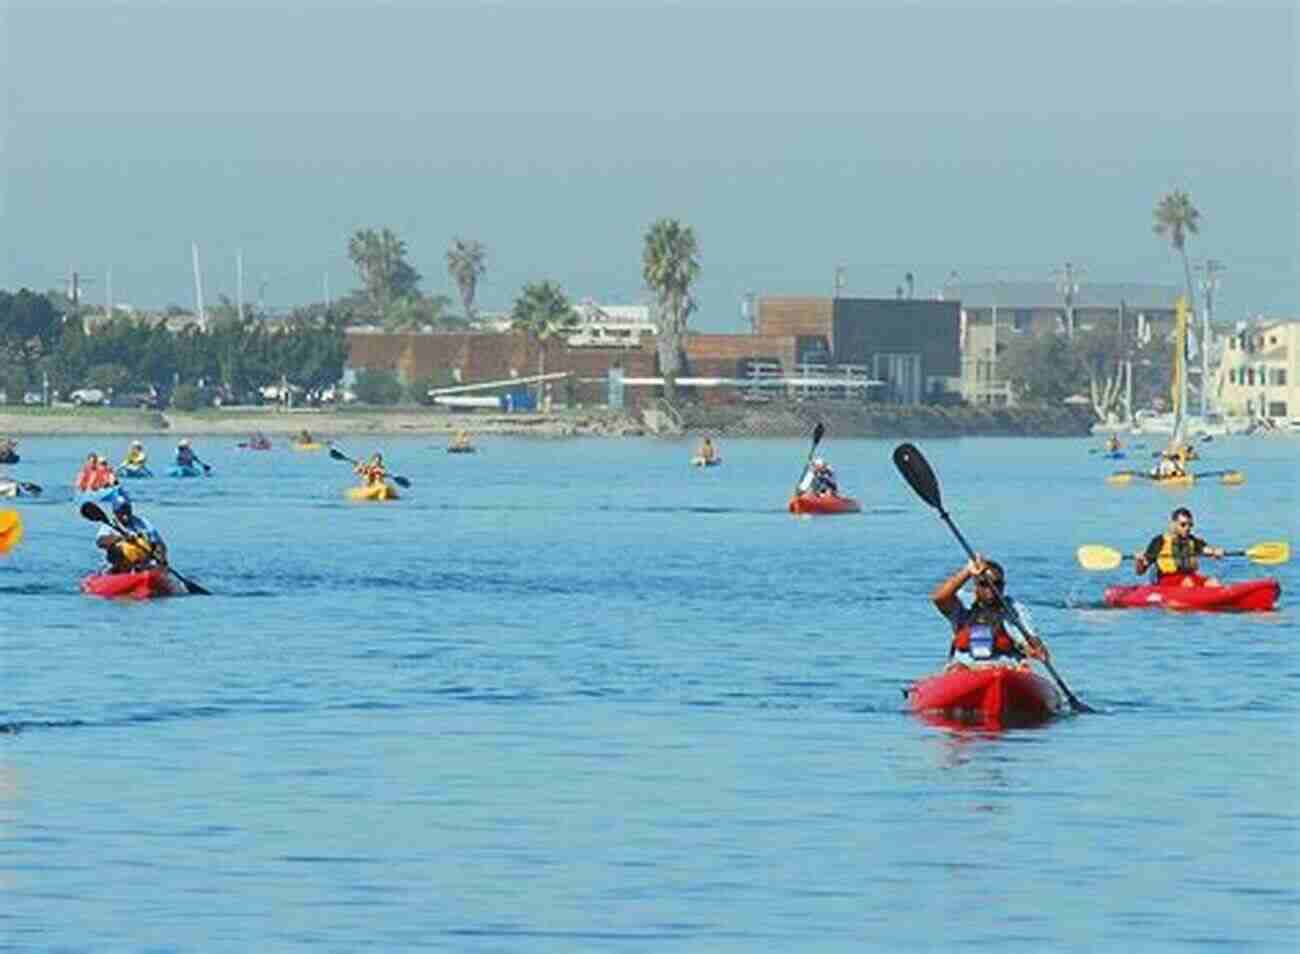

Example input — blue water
[2,434,1298,952]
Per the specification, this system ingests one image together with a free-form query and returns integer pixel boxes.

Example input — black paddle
[7,480,42,496]
[79,502,211,595]
[328,446,412,488]
[794,422,826,494]
[891,442,1095,714]
[191,454,213,475]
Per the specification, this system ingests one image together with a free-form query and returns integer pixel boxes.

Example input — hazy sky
[3,1,1296,329]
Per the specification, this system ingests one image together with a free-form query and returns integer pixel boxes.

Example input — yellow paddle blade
[1077,544,1124,571]
[1220,471,1245,485]
[1106,473,1133,486]
[1246,541,1290,565]
[0,509,24,555]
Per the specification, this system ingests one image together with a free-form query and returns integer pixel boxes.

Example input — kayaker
[93,454,119,489]
[296,429,316,446]
[449,429,473,451]
[932,555,1048,668]
[1104,434,1121,453]
[75,453,99,491]
[355,452,387,486]
[1133,507,1225,588]
[1151,450,1186,480]
[122,440,149,470]
[809,458,838,495]
[175,439,197,467]
[95,497,167,574]
[247,431,271,450]
[696,437,718,463]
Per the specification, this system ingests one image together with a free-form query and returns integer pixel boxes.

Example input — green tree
[0,289,63,380]
[1000,333,1081,404]
[641,217,700,402]
[347,227,422,321]
[383,294,452,332]
[353,369,404,405]
[1153,190,1201,313]
[510,280,575,404]
[445,238,487,321]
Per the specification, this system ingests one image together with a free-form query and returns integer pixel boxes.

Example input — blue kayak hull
[167,463,203,478]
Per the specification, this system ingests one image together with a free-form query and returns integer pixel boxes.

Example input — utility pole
[1197,259,1225,417]
[1054,261,1085,339]
[833,265,846,300]
[236,249,245,322]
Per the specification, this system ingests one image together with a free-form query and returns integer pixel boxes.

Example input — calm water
[2,433,1298,952]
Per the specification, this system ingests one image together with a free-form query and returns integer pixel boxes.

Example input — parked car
[70,388,107,406]
[23,392,43,406]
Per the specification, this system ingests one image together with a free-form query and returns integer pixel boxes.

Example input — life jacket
[124,450,147,467]
[176,449,194,466]
[93,466,117,489]
[1154,532,1200,576]
[75,467,96,491]
[950,607,1018,661]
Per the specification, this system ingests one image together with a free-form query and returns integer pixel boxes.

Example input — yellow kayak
[346,482,400,501]
[292,442,324,452]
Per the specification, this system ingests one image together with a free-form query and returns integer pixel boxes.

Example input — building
[952,282,1180,406]
[756,296,960,403]
[567,301,657,349]
[1216,319,1299,426]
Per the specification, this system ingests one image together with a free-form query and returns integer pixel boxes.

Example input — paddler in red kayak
[95,497,168,574]
[801,458,839,496]
[1133,507,1225,588]
[932,555,1048,668]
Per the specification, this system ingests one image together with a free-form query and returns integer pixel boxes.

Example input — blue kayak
[1102,451,1127,460]
[167,463,204,478]
[76,484,129,506]
[117,465,154,479]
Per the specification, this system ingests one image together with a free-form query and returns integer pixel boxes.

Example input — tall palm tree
[347,227,421,321]
[641,218,700,402]
[1152,190,1201,313]
[445,238,488,321]
[510,280,575,407]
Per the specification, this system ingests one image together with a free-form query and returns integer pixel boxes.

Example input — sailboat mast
[192,241,207,327]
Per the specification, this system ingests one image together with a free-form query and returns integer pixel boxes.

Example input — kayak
[1101,451,1126,460]
[81,567,183,599]
[117,465,153,479]
[346,482,400,501]
[167,463,204,478]
[907,664,1064,728]
[0,479,36,498]
[691,456,722,467]
[447,446,477,454]
[0,451,19,464]
[788,491,861,514]
[75,484,128,506]
[1103,575,1280,612]
[292,442,324,452]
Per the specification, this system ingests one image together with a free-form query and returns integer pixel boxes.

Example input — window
[1013,310,1031,333]
[1268,401,1287,418]
[1229,369,1237,384]
[1246,368,1255,386]
[1271,368,1287,386]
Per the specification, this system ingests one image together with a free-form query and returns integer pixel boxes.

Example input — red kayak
[788,492,861,514]
[907,665,1064,728]
[1103,574,1280,612]
[81,567,183,600]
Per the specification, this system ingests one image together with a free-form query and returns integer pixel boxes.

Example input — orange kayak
[82,567,183,600]
[788,492,860,514]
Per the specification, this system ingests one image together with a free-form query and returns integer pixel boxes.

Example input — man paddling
[175,438,197,468]
[932,555,1048,668]
[95,497,168,574]
[1133,507,1225,588]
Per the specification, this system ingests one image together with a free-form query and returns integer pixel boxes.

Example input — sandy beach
[0,407,647,439]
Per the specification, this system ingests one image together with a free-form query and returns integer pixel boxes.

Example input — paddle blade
[1077,545,1124,571]
[0,509,22,555]
[80,501,111,524]
[1245,541,1290,565]
[1106,472,1134,486]
[20,481,42,496]
[393,475,412,489]
[892,443,942,510]
[328,447,352,463]
[1220,471,1245,485]
[811,421,825,448]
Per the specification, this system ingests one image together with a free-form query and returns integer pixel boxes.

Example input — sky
[2,0,1296,330]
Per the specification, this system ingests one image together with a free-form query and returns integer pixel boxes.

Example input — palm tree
[510,281,575,407]
[445,238,488,321]
[641,218,700,402]
[346,227,421,321]
[1152,190,1201,312]
[904,272,915,300]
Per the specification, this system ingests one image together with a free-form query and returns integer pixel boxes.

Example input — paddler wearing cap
[94,496,167,574]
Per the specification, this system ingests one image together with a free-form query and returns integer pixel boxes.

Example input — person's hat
[178,438,191,447]
[131,440,143,447]
[812,457,826,467]
[112,496,132,514]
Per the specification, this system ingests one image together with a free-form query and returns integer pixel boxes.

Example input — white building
[1217,319,1299,428]
[567,300,656,348]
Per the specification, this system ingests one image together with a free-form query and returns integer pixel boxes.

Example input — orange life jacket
[950,613,1018,660]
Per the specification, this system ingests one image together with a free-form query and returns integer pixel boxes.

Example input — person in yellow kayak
[1133,507,1225,588]
[932,555,1048,668]
[296,428,316,446]
[696,436,718,464]
[122,440,149,470]
[1104,434,1122,453]
[449,429,473,451]
[1151,448,1187,480]
[354,451,388,486]
[95,497,167,574]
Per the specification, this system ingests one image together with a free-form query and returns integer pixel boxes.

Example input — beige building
[1217,320,1299,426]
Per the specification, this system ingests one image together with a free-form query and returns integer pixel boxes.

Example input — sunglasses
[1176,520,1194,528]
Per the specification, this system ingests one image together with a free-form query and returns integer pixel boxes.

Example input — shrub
[171,383,201,411]
[353,370,403,405]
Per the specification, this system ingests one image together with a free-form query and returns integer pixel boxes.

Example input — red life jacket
[950,616,1017,659]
